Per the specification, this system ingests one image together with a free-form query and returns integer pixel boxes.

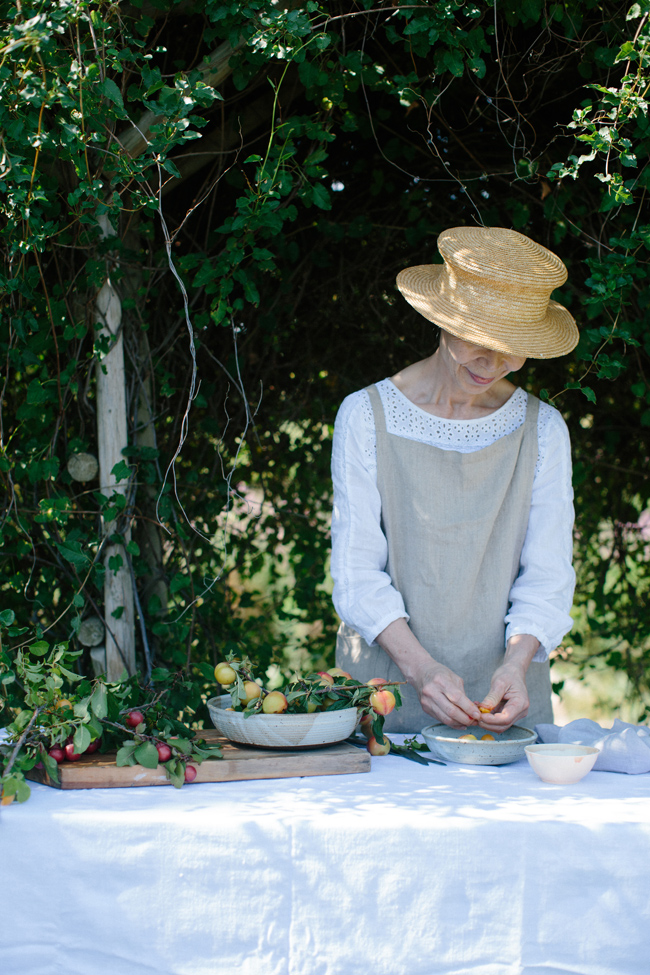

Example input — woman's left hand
[477,634,541,732]
[477,663,530,732]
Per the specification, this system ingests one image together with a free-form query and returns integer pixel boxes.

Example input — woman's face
[438,331,526,392]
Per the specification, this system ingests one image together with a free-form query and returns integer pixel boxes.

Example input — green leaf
[55,541,90,571]
[73,695,91,719]
[100,78,125,114]
[167,737,192,756]
[111,461,132,482]
[311,183,331,210]
[166,758,185,789]
[73,724,91,754]
[116,743,137,767]
[29,640,50,656]
[59,665,83,682]
[0,610,16,627]
[90,683,108,720]
[134,742,160,769]
[41,752,60,786]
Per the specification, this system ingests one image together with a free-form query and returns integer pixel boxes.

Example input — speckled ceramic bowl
[207,696,359,749]
[421,723,537,765]
[525,743,599,784]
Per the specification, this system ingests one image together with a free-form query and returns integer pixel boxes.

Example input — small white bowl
[207,696,359,749]
[525,743,599,784]
[421,724,537,765]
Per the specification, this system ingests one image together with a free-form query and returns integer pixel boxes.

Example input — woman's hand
[413,660,482,729]
[478,634,540,732]
[375,618,481,728]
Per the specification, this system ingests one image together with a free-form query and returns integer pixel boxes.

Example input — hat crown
[438,227,567,292]
[395,225,579,359]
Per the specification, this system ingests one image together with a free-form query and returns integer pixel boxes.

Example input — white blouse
[330,380,575,662]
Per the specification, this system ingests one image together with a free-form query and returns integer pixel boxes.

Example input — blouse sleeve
[330,390,576,659]
[330,390,409,644]
[504,405,575,661]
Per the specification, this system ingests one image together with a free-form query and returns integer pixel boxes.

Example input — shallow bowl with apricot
[421,724,537,765]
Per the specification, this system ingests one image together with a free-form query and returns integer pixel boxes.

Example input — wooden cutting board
[25,730,370,790]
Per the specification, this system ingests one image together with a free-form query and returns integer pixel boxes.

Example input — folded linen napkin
[534,718,650,774]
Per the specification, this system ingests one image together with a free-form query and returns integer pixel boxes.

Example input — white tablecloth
[2,742,649,975]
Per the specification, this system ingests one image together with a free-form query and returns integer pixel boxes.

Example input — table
[2,740,649,975]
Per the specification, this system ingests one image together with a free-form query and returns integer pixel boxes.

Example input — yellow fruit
[262,691,288,714]
[367,735,390,756]
[214,662,237,685]
[306,701,318,713]
[55,699,72,709]
[458,734,477,741]
[241,680,262,705]
[481,734,496,741]
[359,713,374,740]
[370,689,396,716]
[327,667,351,679]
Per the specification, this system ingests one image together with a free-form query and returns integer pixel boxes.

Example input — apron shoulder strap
[365,383,387,435]
[524,391,540,431]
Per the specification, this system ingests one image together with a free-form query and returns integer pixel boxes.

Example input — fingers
[421,678,481,729]
[479,694,528,731]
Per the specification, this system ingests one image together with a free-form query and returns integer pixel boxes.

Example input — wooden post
[95,215,136,679]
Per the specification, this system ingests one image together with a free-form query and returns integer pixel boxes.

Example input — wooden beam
[95,215,136,680]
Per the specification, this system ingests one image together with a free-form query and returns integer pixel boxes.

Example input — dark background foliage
[2,0,650,725]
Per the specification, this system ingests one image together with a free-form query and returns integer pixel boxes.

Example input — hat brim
[397,264,579,360]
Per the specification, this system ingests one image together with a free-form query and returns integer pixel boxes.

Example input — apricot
[241,680,262,705]
[316,671,334,685]
[327,667,351,679]
[458,734,477,741]
[474,701,494,714]
[184,765,197,783]
[262,691,288,714]
[367,735,390,756]
[370,689,396,716]
[481,734,496,741]
[359,713,374,739]
[367,677,388,688]
[214,662,237,685]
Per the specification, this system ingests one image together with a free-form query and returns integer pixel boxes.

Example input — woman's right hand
[412,660,481,729]
[376,619,481,728]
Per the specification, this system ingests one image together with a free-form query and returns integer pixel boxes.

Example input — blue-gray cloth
[535,718,650,773]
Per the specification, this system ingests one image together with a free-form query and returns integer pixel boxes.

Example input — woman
[331,226,578,734]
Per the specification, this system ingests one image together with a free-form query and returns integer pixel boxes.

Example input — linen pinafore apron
[336,384,553,733]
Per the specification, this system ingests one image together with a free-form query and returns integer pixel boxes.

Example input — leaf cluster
[0,613,221,803]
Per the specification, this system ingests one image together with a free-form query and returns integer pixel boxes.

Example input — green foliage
[1,0,650,722]
[0,617,222,802]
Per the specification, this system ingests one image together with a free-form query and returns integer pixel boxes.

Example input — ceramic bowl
[207,696,359,749]
[421,723,537,765]
[525,743,599,784]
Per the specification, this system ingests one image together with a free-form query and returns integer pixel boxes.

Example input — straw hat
[396,226,579,359]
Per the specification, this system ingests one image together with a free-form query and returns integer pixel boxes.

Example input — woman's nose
[477,348,501,368]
